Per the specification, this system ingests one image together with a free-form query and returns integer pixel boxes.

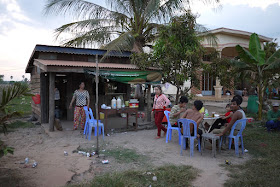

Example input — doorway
[202,73,215,96]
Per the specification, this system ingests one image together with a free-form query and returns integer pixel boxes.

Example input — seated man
[266,102,280,132]
[170,96,188,127]
[181,100,204,146]
[214,96,246,137]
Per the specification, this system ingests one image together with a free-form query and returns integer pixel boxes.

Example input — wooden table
[99,107,138,134]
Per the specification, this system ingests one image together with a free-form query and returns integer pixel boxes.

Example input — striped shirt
[153,94,170,110]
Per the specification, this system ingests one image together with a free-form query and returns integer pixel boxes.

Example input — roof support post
[49,72,55,132]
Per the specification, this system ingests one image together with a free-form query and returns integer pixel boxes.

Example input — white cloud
[1,0,31,22]
[0,0,57,81]
[189,0,280,14]
[222,0,280,10]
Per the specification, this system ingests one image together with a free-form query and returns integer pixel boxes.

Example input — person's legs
[209,118,225,132]
[266,120,275,132]
[276,121,280,130]
[80,108,86,129]
[155,111,166,137]
[154,111,161,137]
[73,106,79,130]
[212,126,226,134]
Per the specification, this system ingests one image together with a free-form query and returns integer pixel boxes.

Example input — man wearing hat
[266,102,280,132]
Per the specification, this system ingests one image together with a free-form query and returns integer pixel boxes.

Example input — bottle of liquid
[111,97,117,109]
[205,109,209,117]
[117,97,122,109]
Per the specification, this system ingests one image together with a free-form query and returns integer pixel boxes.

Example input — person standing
[152,85,170,139]
[69,82,90,130]
[266,102,280,132]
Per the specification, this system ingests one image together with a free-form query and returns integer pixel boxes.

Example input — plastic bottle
[117,97,122,109]
[111,97,117,109]
[205,109,209,116]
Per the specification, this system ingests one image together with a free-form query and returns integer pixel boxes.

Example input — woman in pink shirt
[152,85,170,139]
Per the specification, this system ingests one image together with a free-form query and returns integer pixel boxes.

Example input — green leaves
[235,45,258,64]
[236,33,265,66]
[264,49,280,70]
[249,33,265,65]
[0,82,31,134]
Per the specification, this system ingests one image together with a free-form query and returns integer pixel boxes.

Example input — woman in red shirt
[152,85,170,139]
[208,104,233,132]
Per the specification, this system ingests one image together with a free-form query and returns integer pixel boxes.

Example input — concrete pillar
[214,78,223,99]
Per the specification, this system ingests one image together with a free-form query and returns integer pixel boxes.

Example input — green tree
[152,12,204,103]
[45,0,219,53]
[234,33,280,120]
[45,0,219,121]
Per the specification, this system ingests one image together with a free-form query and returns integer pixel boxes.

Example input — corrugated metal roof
[34,45,132,57]
[35,59,140,70]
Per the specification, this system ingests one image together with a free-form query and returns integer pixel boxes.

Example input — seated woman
[208,104,233,132]
[170,96,188,127]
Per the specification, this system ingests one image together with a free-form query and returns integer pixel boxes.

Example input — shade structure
[85,69,162,84]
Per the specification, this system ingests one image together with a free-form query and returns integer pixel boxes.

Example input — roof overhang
[33,59,158,73]
[200,27,273,42]
[25,44,133,73]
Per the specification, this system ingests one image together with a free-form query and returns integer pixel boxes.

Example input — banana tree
[234,33,280,120]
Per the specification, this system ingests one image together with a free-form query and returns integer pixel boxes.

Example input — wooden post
[67,73,74,121]
[147,84,152,122]
[40,73,48,123]
[49,72,55,132]
[95,55,99,156]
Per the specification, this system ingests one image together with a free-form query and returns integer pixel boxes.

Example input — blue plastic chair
[83,106,90,135]
[178,119,201,157]
[220,119,247,156]
[164,111,181,145]
[83,107,104,140]
[88,108,104,140]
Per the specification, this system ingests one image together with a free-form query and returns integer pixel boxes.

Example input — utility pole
[95,54,99,156]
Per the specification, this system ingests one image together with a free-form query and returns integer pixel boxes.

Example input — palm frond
[101,31,135,60]
[0,83,31,110]
[61,26,118,47]
[106,0,132,17]
[196,24,218,47]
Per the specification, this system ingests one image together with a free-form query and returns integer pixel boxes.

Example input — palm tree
[234,33,280,120]
[45,0,219,53]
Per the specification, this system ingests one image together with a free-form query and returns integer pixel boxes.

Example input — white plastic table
[202,116,220,133]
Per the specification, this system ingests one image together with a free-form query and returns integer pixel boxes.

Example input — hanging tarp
[85,69,162,84]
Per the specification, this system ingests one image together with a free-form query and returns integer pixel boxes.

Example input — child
[208,104,233,132]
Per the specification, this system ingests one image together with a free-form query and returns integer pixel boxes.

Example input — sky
[1,0,280,81]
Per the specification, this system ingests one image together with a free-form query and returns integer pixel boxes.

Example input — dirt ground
[0,103,250,187]
[0,117,250,187]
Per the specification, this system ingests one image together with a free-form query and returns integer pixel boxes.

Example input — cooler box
[129,99,139,108]
[162,108,171,123]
